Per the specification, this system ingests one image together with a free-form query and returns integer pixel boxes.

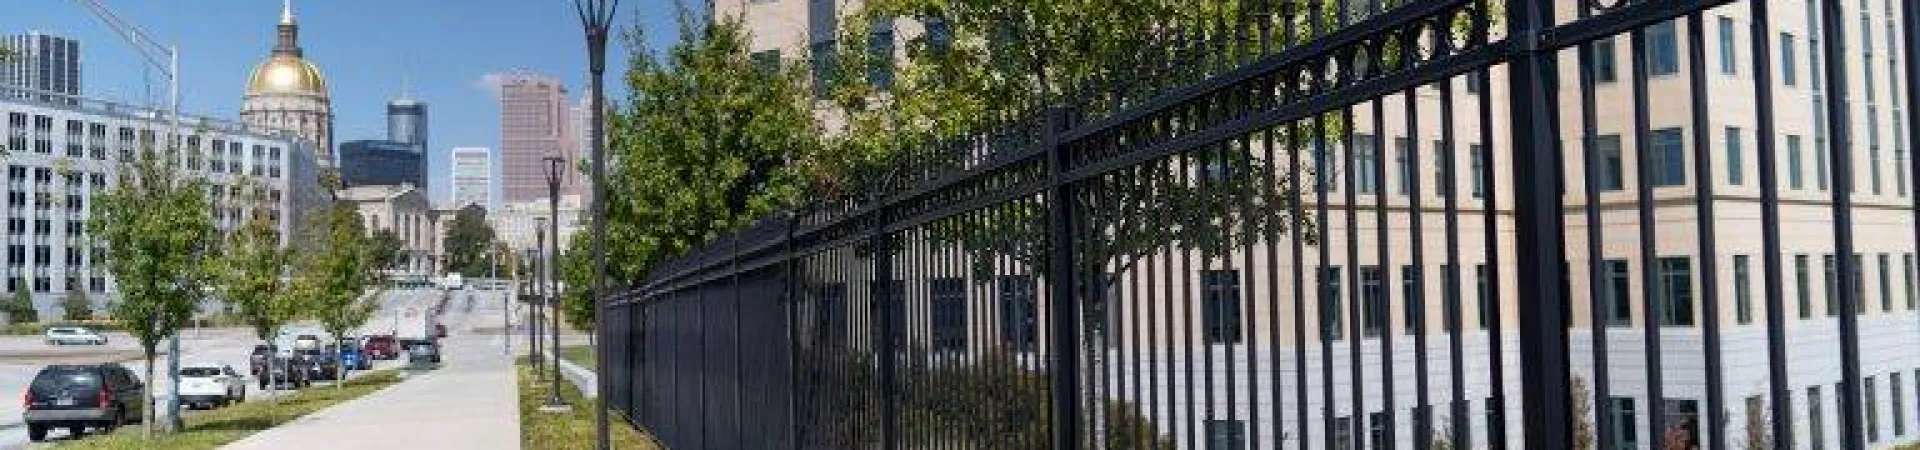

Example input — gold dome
[246,55,327,96]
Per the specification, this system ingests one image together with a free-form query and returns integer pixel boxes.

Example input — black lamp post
[541,155,568,410]
[571,1,618,446]
[530,219,546,376]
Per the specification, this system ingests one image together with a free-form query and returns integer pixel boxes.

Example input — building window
[1869,376,1882,442]
[810,40,836,100]
[1593,37,1619,83]
[999,275,1037,352]
[1650,128,1687,186]
[1895,372,1907,437]
[1441,264,1461,332]
[1647,20,1681,76]
[1320,266,1343,341]
[1788,134,1806,189]
[1606,397,1637,450]
[867,19,895,90]
[1725,127,1744,185]
[1402,265,1420,335]
[1204,419,1247,450]
[1824,254,1838,316]
[1734,255,1753,324]
[1360,266,1385,337]
[1469,144,1485,198]
[1718,16,1738,74]
[1594,134,1624,191]
[1332,416,1354,450]
[1905,253,1915,310]
[1433,140,1454,198]
[1201,269,1242,344]
[1354,135,1379,195]
[750,50,780,75]
[923,15,952,54]
[1811,385,1828,450]
[1782,33,1799,86]
[1605,257,1635,325]
[1797,254,1814,319]
[930,278,966,351]
[1879,253,1893,312]
[1394,138,1411,196]
[1658,256,1693,326]
[1662,399,1701,449]
[1368,411,1390,450]
[1475,264,1490,330]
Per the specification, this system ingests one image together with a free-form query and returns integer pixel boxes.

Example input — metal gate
[604,1,1920,449]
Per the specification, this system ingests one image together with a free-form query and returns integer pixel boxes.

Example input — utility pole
[69,0,184,432]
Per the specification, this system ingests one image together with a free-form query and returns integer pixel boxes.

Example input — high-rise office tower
[450,147,492,209]
[0,32,82,104]
[496,73,580,202]
[388,97,427,150]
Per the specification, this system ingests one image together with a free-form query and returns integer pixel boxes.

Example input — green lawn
[558,344,595,369]
[518,361,658,450]
[51,370,403,450]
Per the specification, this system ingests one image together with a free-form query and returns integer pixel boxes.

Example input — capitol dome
[246,55,328,96]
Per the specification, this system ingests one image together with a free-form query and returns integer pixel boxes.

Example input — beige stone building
[719,1,1920,449]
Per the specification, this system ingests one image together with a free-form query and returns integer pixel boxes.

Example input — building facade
[336,184,437,276]
[490,193,583,259]
[713,1,1920,450]
[0,32,81,105]
[386,97,427,150]
[240,2,334,168]
[450,146,492,209]
[2,91,319,319]
[337,140,424,188]
[496,73,582,203]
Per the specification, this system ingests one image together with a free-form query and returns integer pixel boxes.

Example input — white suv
[43,327,107,345]
[177,363,246,409]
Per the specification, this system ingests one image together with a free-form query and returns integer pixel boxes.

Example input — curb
[544,353,597,399]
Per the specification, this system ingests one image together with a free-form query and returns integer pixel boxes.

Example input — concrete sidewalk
[220,333,520,450]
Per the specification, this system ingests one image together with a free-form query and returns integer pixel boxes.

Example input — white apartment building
[3,90,322,319]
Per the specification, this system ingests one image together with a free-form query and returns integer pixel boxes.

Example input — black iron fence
[603,1,1920,449]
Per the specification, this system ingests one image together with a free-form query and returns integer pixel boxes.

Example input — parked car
[335,340,371,370]
[296,349,339,381]
[22,363,144,442]
[177,363,245,409]
[362,334,399,360]
[292,334,322,352]
[248,344,275,376]
[42,327,107,346]
[257,356,311,390]
[407,341,441,369]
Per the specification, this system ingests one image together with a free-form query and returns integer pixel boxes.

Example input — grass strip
[50,370,403,450]
[518,361,659,450]
[558,344,596,369]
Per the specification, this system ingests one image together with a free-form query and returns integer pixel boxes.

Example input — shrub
[4,288,37,324]
[61,289,91,321]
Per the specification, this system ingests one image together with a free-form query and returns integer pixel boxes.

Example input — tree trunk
[142,350,156,440]
[335,342,345,390]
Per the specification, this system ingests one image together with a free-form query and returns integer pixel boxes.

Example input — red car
[362,335,399,360]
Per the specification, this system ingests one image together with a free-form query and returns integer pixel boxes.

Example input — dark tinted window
[180,368,222,377]
[30,367,100,394]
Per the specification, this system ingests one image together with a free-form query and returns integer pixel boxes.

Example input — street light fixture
[541,156,568,411]
[571,0,619,446]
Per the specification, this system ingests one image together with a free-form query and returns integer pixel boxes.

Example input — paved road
[0,287,453,449]
[220,287,519,450]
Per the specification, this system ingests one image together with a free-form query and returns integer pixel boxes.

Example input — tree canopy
[442,206,495,277]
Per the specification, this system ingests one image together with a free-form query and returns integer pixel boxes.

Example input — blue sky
[6,0,689,204]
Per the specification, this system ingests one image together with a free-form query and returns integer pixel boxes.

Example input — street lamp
[530,218,547,376]
[571,0,618,446]
[541,156,567,411]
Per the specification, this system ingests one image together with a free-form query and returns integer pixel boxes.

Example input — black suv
[22,364,144,442]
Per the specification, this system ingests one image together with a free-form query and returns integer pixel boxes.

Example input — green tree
[61,289,90,321]
[90,147,216,438]
[567,14,821,329]
[296,204,381,387]
[368,228,405,271]
[4,288,35,324]
[213,208,297,395]
[442,206,495,277]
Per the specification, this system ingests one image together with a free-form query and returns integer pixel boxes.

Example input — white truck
[396,306,436,347]
[439,273,465,290]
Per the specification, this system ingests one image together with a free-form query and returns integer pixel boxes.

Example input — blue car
[335,341,371,371]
